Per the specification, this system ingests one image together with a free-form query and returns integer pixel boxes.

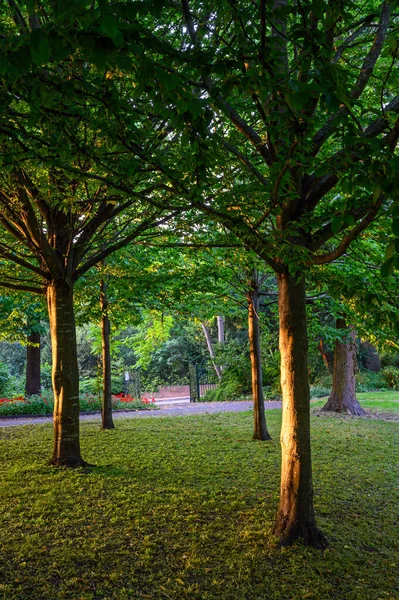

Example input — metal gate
[124,370,141,401]
[189,364,219,402]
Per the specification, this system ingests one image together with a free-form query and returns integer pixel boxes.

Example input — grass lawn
[311,390,399,414]
[0,409,398,599]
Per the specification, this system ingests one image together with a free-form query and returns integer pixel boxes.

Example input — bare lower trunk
[247,290,271,441]
[274,272,327,548]
[201,322,222,380]
[100,280,115,430]
[322,320,365,416]
[25,330,41,396]
[217,316,225,345]
[47,281,85,467]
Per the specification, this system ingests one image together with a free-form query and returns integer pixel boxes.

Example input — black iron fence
[189,364,219,402]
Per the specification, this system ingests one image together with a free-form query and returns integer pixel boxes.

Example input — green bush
[381,366,399,390]
[0,392,157,417]
[201,381,246,402]
[0,361,11,396]
[380,353,399,369]
[356,370,386,392]
[41,363,53,390]
[262,351,281,395]
[310,385,331,399]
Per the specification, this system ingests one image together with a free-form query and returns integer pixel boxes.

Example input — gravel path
[0,400,283,428]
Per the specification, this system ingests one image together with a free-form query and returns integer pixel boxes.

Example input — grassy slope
[0,410,398,600]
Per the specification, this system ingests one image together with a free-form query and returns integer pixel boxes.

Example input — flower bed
[0,392,157,417]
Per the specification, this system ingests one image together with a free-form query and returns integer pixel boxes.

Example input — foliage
[123,311,174,371]
[356,370,387,392]
[309,384,331,399]
[310,371,387,398]
[0,361,10,396]
[380,352,399,368]
[0,410,398,599]
[201,382,247,402]
[381,366,399,390]
[0,392,157,417]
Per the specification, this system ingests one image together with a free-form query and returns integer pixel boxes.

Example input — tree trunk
[47,281,85,467]
[100,279,115,430]
[247,290,271,441]
[317,339,333,373]
[274,272,327,548]
[201,322,222,380]
[217,316,225,345]
[322,320,365,416]
[25,330,41,396]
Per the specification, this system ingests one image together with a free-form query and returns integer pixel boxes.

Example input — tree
[322,318,365,415]
[0,290,46,395]
[99,276,115,430]
[247,270,272,441]
[115,0,398,547]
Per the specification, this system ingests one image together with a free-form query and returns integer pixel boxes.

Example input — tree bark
[100,279,115,430]
[322,319,365,416]
[25,330,41,396]
[247,288,271,441]
[274,272,327,548]
[317,339,333,373]
[217,315,225,345]
[47,281,85,467]
[201,322,222,380]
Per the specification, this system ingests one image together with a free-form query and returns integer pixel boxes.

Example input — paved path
[0,400,283,428]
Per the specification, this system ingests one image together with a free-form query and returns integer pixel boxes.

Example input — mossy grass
[0,409,398,599]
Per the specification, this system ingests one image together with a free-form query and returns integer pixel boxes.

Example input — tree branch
[309,194,384,265]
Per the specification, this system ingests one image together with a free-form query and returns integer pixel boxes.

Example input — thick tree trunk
[322,320,365,416]
[274,272,327,548]
[247,290,271,441]
[100,280,115,430]
[47,281,85,467]
[25,330,41,396]
[201,323,222,380]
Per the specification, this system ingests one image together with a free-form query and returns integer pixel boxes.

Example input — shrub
[381,366,399,390]
[356,370,386,392]
[41,363,52,390]
[201,381,246,402]
[0,361,11,396]
[0,392,157,417]
[310,385,331,399]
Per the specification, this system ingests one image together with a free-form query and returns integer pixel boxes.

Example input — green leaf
[99,15,123,46]
[392,219,399,237]
[188,99,203,119]
[331,216,343,234]
[30,30,50,66]
[385,241,395,260]
[381,257,394,278]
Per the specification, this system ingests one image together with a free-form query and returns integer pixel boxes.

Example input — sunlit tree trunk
[322,319,365,416]
[100,279,115,430]
[47,281,85,467]
[25,329,41,396]
[274,272,327,548]
[247,286,271,441]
